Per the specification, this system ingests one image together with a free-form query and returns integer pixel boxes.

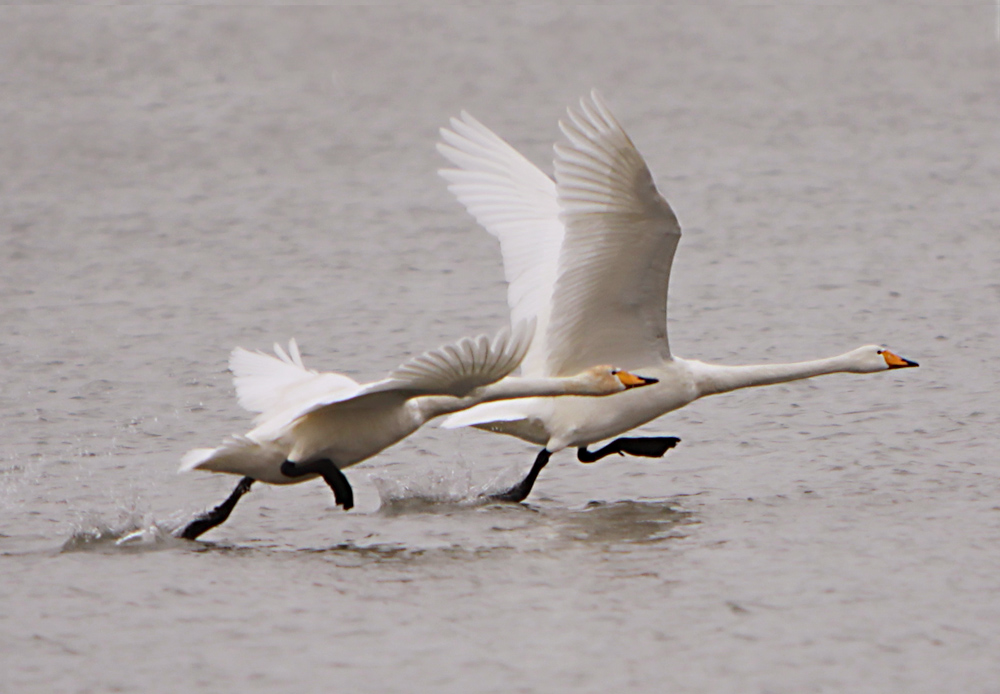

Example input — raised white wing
[230,338,360,423]
[438,113,563,377]
[544,91,681,376]
[271,320,535,426]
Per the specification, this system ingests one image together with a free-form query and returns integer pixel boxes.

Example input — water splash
[369,463,491,514]
[61,510,186,553]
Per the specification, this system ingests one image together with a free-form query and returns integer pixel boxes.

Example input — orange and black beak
[882,350,919,369]
[616,370,659,389]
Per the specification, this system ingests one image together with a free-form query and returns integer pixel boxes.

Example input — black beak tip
[642,376,659,385]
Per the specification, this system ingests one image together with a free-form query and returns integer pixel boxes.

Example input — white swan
[437,91,918,501]
[177,322,656,539]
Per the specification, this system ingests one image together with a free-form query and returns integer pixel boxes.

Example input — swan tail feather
[178,435,285,481]
[179,447,219,473]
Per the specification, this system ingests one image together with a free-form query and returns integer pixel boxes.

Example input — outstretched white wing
[438,114,563,377]
[439,92,680,380]
[544,91,681,376]
[268,320,535,426]
[368,319,534,398]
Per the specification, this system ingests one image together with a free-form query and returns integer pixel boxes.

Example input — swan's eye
[877,349,885,354]
[610,368,620,375]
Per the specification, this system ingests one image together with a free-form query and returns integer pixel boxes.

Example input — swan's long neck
[415,376,595,422]
[691,352,861,398]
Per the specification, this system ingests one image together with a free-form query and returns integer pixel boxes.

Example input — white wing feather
[439,397,546,429]
[229,338,360,423]
[438,113,563,376]
[376,319,534,397]
[268,320,535,426]
[544,90,681,376]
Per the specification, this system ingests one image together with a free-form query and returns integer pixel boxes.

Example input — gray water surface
[3,6,999,693]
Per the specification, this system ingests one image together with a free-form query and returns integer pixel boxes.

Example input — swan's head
[852,345,919,373]
[578,366,659,394]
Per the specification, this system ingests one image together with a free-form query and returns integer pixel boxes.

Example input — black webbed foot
[179,476,256,541]
[577,436,681,463]
[486,449,551,503]
[281,459,354,511]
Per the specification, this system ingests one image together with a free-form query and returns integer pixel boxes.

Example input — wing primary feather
[272,341,290,364]
[382,321,533,397]
[437,108,560,376]
[542,91,681,375]
[287,338,304,368]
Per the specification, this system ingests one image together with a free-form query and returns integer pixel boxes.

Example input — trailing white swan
[437,91,918,501]
[177,321,656,539]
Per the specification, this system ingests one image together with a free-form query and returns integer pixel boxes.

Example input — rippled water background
[2,6,999,693]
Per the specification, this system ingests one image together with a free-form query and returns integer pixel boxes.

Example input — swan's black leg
[577,436,681,463]
[179,476,256,540]
[488,449,551,503]
[280,459,354,511]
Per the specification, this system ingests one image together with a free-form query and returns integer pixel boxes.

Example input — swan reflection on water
[550,499,693,545]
